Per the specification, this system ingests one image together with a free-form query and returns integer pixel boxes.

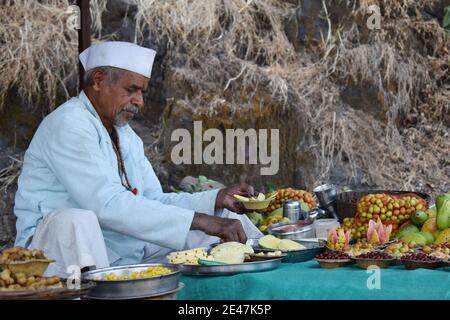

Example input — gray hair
[83,66,124,87]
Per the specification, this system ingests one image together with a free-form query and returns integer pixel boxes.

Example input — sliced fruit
[278,239,305,251]
[258,235,281,250]
[233,194,250,202]
[257,193,266,201]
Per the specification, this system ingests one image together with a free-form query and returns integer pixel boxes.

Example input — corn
[96,266,172,281]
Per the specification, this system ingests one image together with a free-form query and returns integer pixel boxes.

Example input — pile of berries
[316,251,351,260]
[356,251,393,260]
[400,253,440,262]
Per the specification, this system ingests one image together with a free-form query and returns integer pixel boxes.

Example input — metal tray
[255,240,325,263]
[81,263,180,300]
[85,282,185,300]
[177,258,282,276]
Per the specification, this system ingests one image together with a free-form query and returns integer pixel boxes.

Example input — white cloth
[79,41,156,78]
[29,208,109,278]
[29,208,262,276]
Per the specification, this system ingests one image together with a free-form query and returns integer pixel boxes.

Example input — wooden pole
[77,0,91,90]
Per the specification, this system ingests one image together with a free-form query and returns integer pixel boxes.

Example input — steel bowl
[82,263,180,300]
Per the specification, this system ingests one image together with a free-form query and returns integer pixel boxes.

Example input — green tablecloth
[178,261,450,300]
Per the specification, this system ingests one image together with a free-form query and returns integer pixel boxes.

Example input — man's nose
[131,91,144,108]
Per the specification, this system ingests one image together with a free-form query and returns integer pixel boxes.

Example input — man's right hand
[190,212,247,243]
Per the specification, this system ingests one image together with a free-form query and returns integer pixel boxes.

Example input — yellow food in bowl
[96,266,172,281]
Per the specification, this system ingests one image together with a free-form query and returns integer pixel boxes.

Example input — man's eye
[126,88,134,93]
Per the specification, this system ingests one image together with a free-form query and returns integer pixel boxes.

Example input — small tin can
[283,200,301,222]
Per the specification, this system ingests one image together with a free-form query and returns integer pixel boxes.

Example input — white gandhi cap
[79,41,156,78]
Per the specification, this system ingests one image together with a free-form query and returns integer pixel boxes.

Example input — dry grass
[0,0,108,110]
[134,0,450,195]
[0,0,79,109]
[0,157,22,193]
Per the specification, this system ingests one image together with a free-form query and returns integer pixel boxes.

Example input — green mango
[437,199,450,230]
[396,224,420,239]
[401,233,428,246]
[269,207,283,217]
[417,231,435,245]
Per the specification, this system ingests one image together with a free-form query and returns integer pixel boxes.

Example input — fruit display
[342,193,428,241]
[96,266,172,281]
[326,227,351,251]
[0,269,62,291]
[264,188,316,213]
[383,241,416,257]
[367,218,392,245]
[258,235,306,251]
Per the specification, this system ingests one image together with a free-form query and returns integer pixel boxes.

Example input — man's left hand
[215,182,255,214]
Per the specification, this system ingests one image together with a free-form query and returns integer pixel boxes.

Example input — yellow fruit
[434,228,450,244]
[421,217,437,233]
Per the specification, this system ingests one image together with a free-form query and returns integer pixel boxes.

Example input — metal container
[82,264,181,300]
[268,220,316,240]
[178,258,282,276]
[313,184,337,206]
[283,200,301,222]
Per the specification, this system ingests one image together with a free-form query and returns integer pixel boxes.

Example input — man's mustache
[121,104,139,115]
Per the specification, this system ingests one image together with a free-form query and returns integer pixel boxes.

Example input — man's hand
[215,182,255,213]
[191,213,247,243]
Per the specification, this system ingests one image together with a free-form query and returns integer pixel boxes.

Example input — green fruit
[269,207,283,217]
[396,224,420,239]
[259,235,281,250]
[417,232,435,244]
[432,230,441,239]
[436,193,450,213]
[437,199,450,230]
[401,233,428,246]
[411,210,428,227]
[246,211,263,226]
[434,228,450,244]
[426,208,437,219]
[300,201,310,213]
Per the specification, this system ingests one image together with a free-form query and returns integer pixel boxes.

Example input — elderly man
[14,41,262,277]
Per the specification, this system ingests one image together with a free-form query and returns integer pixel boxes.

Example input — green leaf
[265,182,277,193]
[444,6,450,31]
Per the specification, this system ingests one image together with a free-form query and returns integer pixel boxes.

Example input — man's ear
[91,70,106,92]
